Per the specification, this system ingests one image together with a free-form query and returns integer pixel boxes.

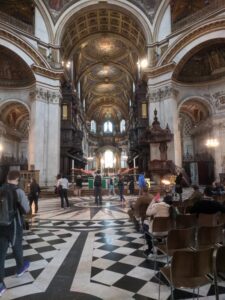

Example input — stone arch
[178,96,213,116]
[0,99,30,113]
[0,28,49,69]
[54,0,153,46]
[35,1,55,43]
[158,19,225,66]
[153,0,170,42]
[0,99,30,137]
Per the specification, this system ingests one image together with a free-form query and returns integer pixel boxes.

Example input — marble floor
[2,193,225,300]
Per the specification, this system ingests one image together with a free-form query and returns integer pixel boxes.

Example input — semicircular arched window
[103,121,113,133]
[120,119,126,133]
[90,120,96,133]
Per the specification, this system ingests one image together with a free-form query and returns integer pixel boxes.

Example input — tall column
[212,122,225,180]
[148,84,182,167]
[28,84,61,186]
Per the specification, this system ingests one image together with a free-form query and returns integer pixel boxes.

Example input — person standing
[175,171,183,202]
[94,170,102,205]
[138,172,146,195]
[0,170,30,296]
[108,177,114,196]
[75,175,83,197]
[57,174,69,208]
[29,178,41,213]
[117,175,125,203]
[128,177,135,195]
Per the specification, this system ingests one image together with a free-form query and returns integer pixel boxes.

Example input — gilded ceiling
[174,42,225,83]
[61,7,146,124]
[0,0,34,25]
[0,102,30,138]
[0,46,35,87]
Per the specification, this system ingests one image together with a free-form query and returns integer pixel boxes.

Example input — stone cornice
[0,28,47,67]
[32,65,63,80]
[148,85,179,103]
[161,18,225,65]
[143,62,176,79]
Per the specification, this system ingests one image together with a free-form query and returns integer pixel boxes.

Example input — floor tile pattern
[1,191,225,300]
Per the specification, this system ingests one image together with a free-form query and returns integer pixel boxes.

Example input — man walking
[94,170,102,205]
[0,170,30,296]
[57,174,70,208]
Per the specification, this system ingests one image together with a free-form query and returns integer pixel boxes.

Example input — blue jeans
[0,225,24,284]
[59,189,69,208]
[119,188,125,201]
[95,186,102,204]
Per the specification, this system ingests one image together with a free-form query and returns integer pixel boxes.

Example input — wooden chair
[144,217,173,268]
[198,213,222,227]
[157,227,196,263]
[159,248,214,300]
[213,245,225,300]
[196,225,223,249]
[175,214,197,229]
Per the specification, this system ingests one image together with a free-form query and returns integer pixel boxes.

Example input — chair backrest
[197,225,223,249]
[175,214,197,229]
[152,216,172,234]
[171,248,214,289]
[215,245,225,274]
[167,227,196,250]
[198,213,222,227]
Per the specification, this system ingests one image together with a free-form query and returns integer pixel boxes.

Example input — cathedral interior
[1,0,225,299]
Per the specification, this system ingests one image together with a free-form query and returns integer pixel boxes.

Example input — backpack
[0,184,18,226]
[94,175,102,187]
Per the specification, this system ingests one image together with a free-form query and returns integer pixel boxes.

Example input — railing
[0,11,34,34]
[172,0,225,32]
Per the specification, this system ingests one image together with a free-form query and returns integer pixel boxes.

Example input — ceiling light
[205,138,219,148]
[140,58,148,68]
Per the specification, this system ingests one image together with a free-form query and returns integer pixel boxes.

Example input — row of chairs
[151,212,223,233]
[145,215,225,299]
[159,246,225,300]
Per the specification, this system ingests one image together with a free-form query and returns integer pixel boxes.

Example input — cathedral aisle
[2,196,225,300]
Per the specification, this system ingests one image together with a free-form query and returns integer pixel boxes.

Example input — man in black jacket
[189,184,225,216]
[0,170,30,296]
[189,198,225,215]
[94,170,102,205]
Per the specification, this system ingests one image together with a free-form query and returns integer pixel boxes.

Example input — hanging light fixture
[205,138,219,148]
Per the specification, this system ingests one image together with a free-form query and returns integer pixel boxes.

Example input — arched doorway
[0,45,34,184]
[179,98,213,185]
[57,4,149,175]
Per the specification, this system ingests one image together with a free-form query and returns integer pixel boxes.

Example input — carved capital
[148,85,178,103]
[34,87,62,104]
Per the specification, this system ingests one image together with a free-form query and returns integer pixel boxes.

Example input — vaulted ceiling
[61,6,147,124]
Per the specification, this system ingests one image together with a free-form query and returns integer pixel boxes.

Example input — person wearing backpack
[0,170,30,296]
[28,178,41,213]
[94,170,102,205]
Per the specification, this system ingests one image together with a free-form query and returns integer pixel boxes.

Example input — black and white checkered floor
[2,195,225,299]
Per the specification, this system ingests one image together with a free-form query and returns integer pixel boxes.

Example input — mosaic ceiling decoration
[0,46,35,87]
[175,42,225,83]
[44,0,161,23]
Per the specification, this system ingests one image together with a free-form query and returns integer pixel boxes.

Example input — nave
[2,194,225,300]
